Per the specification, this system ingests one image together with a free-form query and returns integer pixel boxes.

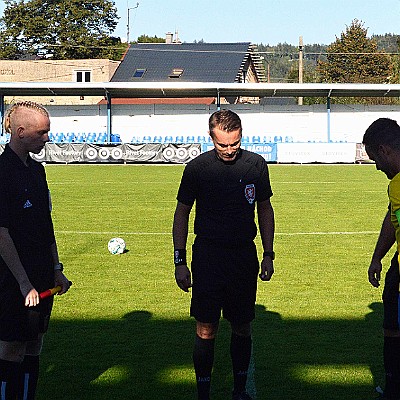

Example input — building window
[133,68,146,78]
[168,68,184,79]
[75,70,91,82]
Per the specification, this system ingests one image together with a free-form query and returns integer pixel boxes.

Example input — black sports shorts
[382,252,400,331]
[190,237,259,325]
[0,276,53,342]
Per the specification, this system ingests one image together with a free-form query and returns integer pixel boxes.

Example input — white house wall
[42,103,400,143]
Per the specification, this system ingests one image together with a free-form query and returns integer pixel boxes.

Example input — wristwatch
[263,251,275,260]
[54,262,64,271]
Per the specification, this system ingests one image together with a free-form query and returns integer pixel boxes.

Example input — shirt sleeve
[389,174,400,221]
[0,172,10,228]
[176,163,197,207]
[256,159,273,202]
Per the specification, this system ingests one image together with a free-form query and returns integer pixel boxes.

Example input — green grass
[37,163,391,399]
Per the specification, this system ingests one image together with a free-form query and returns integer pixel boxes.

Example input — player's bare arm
[369,210,395,287]
[257,199,275,281]
[50,242,70,295]
[173,201,193,292]
[0,226,38,305]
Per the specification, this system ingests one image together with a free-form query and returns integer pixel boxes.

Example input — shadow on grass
[38,303,384,400]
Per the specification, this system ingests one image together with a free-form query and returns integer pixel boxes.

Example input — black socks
[230,333,252,394]
[384,336,400,399]
[193,335,215,400]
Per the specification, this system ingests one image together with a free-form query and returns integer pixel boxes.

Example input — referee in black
[0,101,70,399]
[173,109,275,400]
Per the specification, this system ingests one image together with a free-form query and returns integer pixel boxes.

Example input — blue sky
[1,0,400,45]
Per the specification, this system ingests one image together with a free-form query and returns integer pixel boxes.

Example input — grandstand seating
[0,134,10,144]
[85,133,96,143]
[142,135,152,143]
[197,135,207,143]
[96,133,107,144]
[42,132,294,145]
[110,134,122,143]
[64,133,74,143]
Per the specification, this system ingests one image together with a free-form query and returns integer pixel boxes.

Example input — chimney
[174,29,181,44]
[166,32,173,44]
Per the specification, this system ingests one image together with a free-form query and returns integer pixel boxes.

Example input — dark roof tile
[111,42,252,82]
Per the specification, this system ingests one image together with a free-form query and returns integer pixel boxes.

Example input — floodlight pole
[327,93,331,143]
[106,91,112,142]
[127,2,139,43]
[0,95,4,134]
[298,36,303,105]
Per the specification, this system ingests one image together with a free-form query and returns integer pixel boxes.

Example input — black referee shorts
[382,253,400,331]
[0,277,53,342]
[190,237,259,325]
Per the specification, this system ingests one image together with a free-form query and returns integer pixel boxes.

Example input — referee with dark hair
[173,109,275,400]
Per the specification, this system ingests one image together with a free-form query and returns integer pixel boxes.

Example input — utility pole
[298,36,303,105]
[127,2,139,44]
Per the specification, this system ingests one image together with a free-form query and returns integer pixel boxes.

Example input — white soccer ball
[108,237,126,255]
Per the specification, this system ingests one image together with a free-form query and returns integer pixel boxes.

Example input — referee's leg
[193,321,219,400]
[230,323,253,398]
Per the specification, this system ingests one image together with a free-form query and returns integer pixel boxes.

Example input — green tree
[136,34,165,44]
[0,0,122,60]
[317,19,392,84]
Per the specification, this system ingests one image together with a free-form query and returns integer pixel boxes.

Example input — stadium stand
[197,135,207,143]
[54,133,64,143]
[142,135,152,143]
[110,134,122,143]
[0,134,10,144]
[74,133,86,143]
[262,136,272,143]
[64,132,74,143]
[86,133,96,143]
[96,132,107,144]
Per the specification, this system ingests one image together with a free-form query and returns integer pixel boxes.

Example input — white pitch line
[54,230,379,236]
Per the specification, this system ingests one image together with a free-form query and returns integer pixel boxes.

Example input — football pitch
[38,163,390,400]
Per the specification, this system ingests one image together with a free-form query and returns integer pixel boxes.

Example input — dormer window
[133,68,146,78]
[75,70,91,82]
[169,68,184,78]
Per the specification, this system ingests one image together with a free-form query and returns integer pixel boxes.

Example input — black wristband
[174,249,187,266]
[263,251,275,260]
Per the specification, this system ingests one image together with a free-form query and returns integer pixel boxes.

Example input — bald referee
[173,110,275,400]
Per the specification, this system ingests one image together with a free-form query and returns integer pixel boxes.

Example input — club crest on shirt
[244,184,255,204]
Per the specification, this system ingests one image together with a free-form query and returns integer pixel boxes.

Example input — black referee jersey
[0,145,55,292]
[177,148,273,245]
